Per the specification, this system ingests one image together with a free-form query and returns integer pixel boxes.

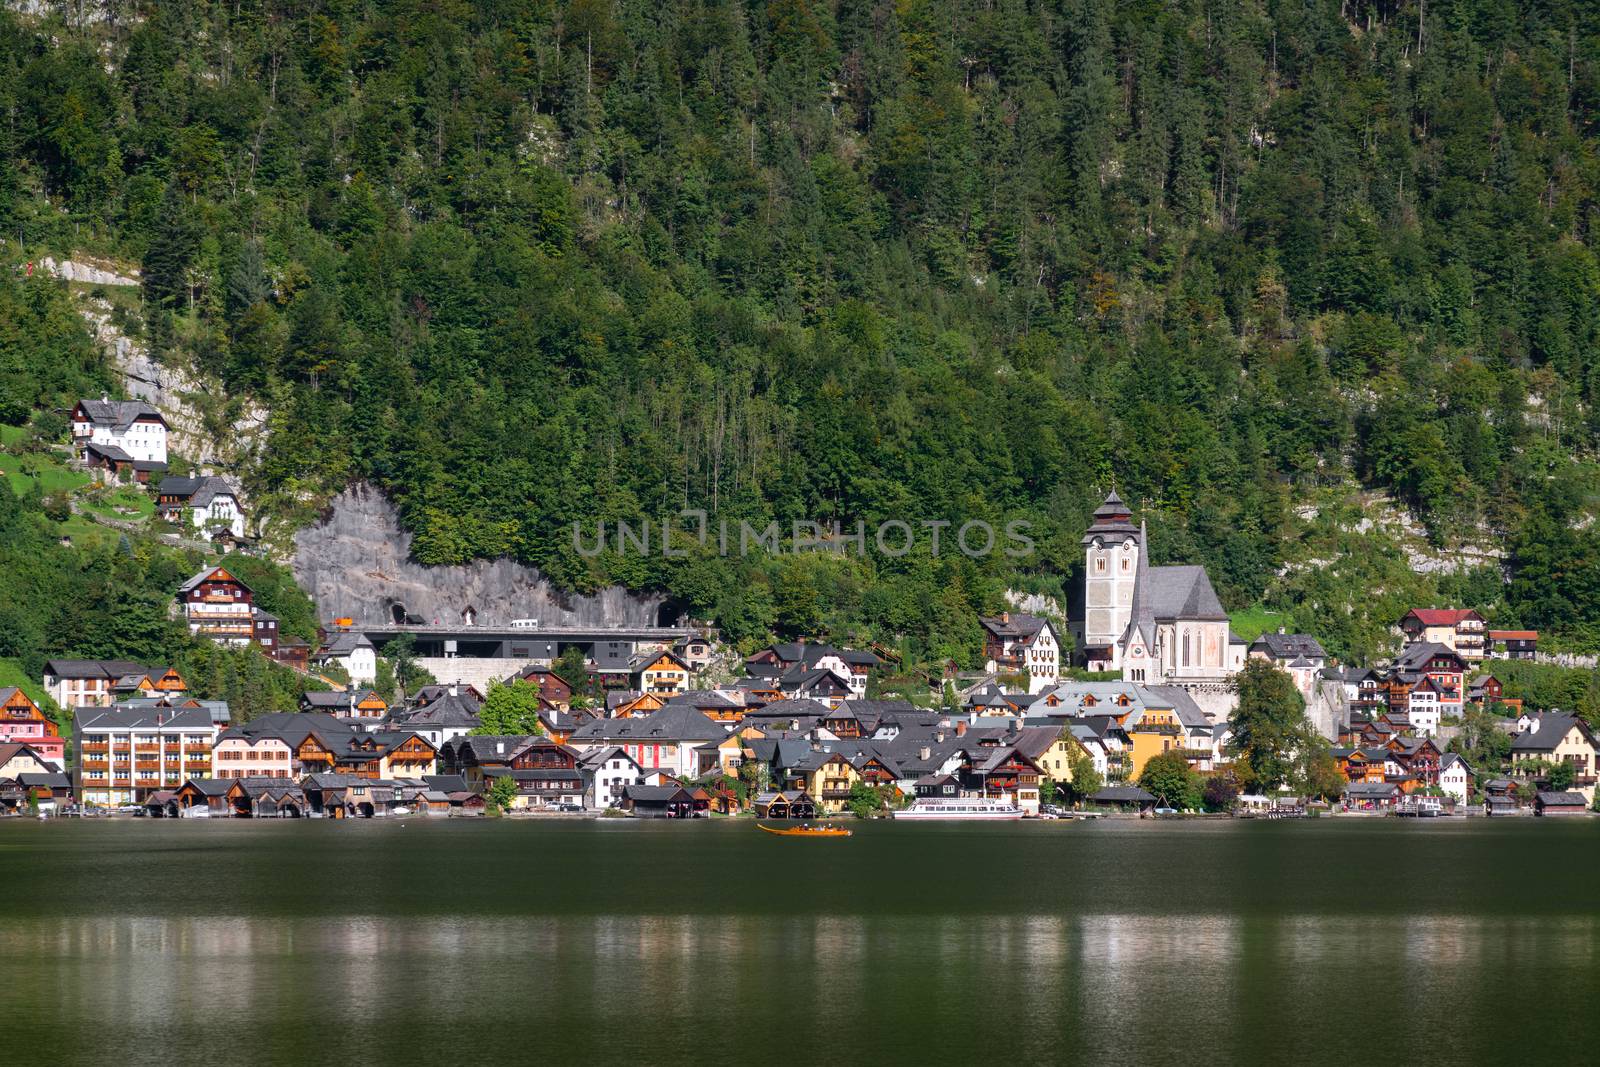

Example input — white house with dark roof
[978,612,1060,694]
[156,476,245,537]
[71,398,168,479]
[316,631,377,684]
[1439,752,1471,805]
[578,745,644,810]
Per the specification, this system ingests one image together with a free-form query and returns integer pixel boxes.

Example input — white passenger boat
[893,798,1024,820]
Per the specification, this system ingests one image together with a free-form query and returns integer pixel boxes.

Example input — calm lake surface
[2,818,1597,1066]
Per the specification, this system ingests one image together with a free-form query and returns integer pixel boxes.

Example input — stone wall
[415,657,541,690]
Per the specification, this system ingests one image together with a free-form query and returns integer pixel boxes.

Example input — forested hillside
[4,0,1600,662]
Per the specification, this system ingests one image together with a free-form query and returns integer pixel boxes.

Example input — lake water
[2,818,1597,1065]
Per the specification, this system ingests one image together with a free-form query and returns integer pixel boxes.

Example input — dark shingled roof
[1250,632,1328,660]
[156,475,238,508]
[1510,714,1596,753]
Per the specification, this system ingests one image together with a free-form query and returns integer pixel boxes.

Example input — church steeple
[1122,518,1155,653]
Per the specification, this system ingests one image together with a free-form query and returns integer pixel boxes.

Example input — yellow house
[1511,714,1599,804]
[1017,726,1085,784]
[1125,704,1183,781]
[791,751,862,814]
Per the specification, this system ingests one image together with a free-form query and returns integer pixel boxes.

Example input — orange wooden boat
[758,823,853,837]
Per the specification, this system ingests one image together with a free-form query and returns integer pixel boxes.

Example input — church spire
[1122,517,1155,653]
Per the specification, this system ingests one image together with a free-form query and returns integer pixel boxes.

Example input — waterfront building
[479,736,586,810]
[577,745,644,810]
[1439,753,1471,805]
[1510,714,1599,804]
[73,706,217,806]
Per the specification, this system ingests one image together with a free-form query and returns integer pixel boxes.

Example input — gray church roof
[1144,565,1228,621]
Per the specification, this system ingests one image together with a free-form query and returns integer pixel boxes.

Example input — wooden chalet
[516,666,575,709]
[0,687,65,764]
[963,747,1044,803]
[820,707,864,738]
[609,691,666,719]
[1334,748,1390,785]
[1387,737,1442,788]
[630,649,692,695]
[482,736,585,808]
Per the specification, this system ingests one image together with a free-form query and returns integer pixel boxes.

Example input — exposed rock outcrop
[292,483,666,627]
[76,296,268,470]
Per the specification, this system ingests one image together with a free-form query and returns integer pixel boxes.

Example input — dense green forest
[4,0,1600,663]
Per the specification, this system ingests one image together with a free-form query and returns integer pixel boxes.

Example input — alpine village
[3,433,1591,822]
[4,1,1600,833]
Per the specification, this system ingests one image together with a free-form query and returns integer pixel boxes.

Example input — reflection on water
[5,819,1600,1064]
[3,912,1596,1064]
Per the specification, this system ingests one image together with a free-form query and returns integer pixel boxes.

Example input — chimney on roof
[935,730,946,744]
[955,720,968,737]
[919,745,931,760]
[1000,611,1010,624]
[448,681,459,697]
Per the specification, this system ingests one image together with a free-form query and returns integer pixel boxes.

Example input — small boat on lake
[758,823,853,837]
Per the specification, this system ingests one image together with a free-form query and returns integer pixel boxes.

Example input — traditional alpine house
[177,566,280,653]
[978,612,1061,695]
[71,398,168,481]
[0,688,65,764]
[155,476,246,538]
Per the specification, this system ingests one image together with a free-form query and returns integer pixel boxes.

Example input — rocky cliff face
[43,257,268,471]
[292,484,666,627]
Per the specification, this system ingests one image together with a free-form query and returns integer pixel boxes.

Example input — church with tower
[1069,492,1245,719]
